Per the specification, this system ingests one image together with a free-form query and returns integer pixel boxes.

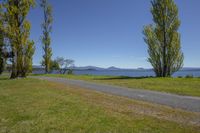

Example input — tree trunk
[162,8,167,77]
[10,57,17,79]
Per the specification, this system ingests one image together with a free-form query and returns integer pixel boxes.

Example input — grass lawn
[37,74,200,97]
[0,76,200,132]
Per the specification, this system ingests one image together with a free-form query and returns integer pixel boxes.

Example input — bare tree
[55,57,74,74]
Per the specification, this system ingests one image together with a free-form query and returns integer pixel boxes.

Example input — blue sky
[29,0,200,68]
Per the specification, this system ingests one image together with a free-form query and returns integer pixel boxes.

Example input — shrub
[185,75,193,78]
[67,69,73,75]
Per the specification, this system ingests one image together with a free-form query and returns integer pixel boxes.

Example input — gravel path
[32,76,200,112]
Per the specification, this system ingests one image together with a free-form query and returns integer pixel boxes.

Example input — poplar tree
[0,29,4,75]
[40,0,53,74]
[0,3,4,74]
[143,0,184,77]
[0,35,3,75]
[4,0,35,78]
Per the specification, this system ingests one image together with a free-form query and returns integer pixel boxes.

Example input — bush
[185,75,193,78]
[67,69,73,75]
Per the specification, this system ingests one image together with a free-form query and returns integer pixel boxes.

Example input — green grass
[0,76,200,132]
[37,74,200,97]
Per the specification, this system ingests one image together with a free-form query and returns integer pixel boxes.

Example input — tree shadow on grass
[0,77,10,81]
[94,76,155,80]
[0,73,10,81]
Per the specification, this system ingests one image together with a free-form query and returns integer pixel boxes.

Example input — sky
[28,0,200,68]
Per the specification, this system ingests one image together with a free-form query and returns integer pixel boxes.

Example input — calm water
[73,70,200,77]
[33,69,200,77]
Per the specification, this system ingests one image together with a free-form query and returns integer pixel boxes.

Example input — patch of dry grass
[49,81,200,126]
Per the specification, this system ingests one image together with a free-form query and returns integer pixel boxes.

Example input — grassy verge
[36,74,200,97]
[0,76,200,132]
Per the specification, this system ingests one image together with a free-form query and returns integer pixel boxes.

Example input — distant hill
[181,67,200,71]
[107,66,121,70]
[32,65,200,71]
[72,66,105,70]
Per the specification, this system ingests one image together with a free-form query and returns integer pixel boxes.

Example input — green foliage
[143,0,184,77]
[50,60,60,70]
[67,69,73,75]
[185,75,194,78]
[41,59,60,71]
[23,40,35,75]
[3,0,35,78]
[40,0,53,73]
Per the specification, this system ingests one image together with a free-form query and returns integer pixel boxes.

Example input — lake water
[73,70,200,77]
[33,69,200,77]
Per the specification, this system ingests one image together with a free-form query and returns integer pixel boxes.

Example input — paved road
[32,76,200,112]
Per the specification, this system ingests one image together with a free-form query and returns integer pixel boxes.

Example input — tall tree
[40,0,53,74]
[143,0,184,77]
[0,3,4,74]
[3,0,35,78]
[0,31,4,75]
[40,59,60,71]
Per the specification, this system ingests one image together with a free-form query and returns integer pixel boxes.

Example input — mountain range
[33,65,200,71]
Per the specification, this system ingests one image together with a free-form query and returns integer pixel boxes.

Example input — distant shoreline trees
[40,0,53,74]
[143,0,184,77]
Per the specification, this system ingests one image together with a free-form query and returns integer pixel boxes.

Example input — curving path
[32,76,200,112]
